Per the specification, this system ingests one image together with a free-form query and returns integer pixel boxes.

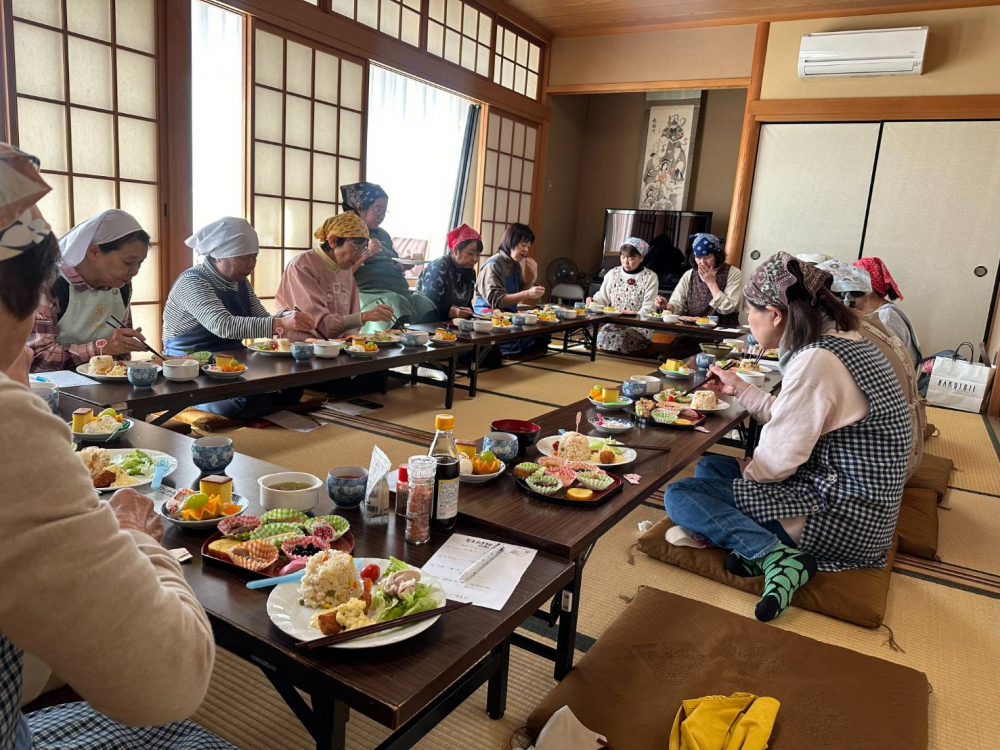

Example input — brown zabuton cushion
[906,453,953,500]
[896,487,939,559]
[637,517,896,628]
[526,588,928,750]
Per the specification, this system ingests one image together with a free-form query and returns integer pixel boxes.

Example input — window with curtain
[366,65,471,261]
[191,0,244,237]
[328,0,421,47]
[480,109,536,255]
[249,24,367,311]
[426,0,492,79]
[6,0,164,349]
[493,22,540,100]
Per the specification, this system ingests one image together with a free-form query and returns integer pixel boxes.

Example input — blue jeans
[664,455,794,560]
[198,388,304,420]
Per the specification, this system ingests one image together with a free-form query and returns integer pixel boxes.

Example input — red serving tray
[201,530,355,578]
[514,472,623,507]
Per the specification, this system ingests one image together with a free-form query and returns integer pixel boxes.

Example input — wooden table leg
[590,321,599,361]
[554,560,583,680]
[445,352,457,409]
[469,343,480,398]
[486,637,511,720]
[311,693,349,750]
[380,370,389,395]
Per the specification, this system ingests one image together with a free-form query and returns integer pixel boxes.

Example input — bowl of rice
[298,550,362,610]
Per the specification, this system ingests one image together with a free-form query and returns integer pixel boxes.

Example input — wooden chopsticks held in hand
[295,601,471,651]
[107,315,166,360]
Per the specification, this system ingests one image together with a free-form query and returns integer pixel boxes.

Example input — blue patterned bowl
[621,380,647,399]
[292,342,314,361]
[401,331,429,347]
[456,319,476,333]
[327,466,369,508]
[482,431,519,462]
[192,436,234,473]
[127,362,158,388]
[29,382,59,413]
[512,314,527,326]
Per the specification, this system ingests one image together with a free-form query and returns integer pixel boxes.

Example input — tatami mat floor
[195,359,1000,750]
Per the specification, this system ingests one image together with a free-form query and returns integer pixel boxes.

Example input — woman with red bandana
[852,257,921,368]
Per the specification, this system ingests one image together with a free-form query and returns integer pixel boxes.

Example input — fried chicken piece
[314,609,343,636]
[598,448,616,464]
[92,468,116,489]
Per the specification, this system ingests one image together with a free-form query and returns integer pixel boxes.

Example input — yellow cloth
[313,213,369,241]
[668,692,779,750]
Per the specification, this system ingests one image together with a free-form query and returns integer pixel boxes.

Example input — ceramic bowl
[699,343,732,358]
[662,313,680,324]
[473,319,492,333]
[313,340,341,358]
[555,308,577,320]
[695,353,717,370]
[292,342,314,361]
[29,381,59,413]
[326,466,369,509]
[634,374,661,395]
[259,471,322,512]
[482,431,519,462]
[127,362,158,388]
[736,370,767,385]
[490,419,540,455]
[512,314,527,326]
[162,358,200,382]
[523,313,538,325]
[708,316,720,326]
[401,331,429,347]
[589,302,604,313]
[621,380,647,399]
[191,436,234,474]
[456,319,476,333]
[452,317,465,327]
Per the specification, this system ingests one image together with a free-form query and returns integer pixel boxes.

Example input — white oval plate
[267,557,447,649]
[75,363,161,382]
[689,400,733,413]
[459,462,506,484]
[158,493,249,530]
[534,435,636,468]
[91,448,178,493]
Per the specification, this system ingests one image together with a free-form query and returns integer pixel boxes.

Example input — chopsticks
[622,444,672,453]
[290,306,324,340]
[374,297,404,331]
[295,601,471,651]
[107,315,165,360]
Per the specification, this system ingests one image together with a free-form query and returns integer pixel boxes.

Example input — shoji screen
[426,0,492,77]
[479,110,537,255]
[493,22,541,101]
[250,25,366,311]
[8,0,164,349]
[863,121,1000,355]
[743,124,880,278]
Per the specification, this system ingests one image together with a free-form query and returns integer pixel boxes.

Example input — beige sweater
[0,373,214,725]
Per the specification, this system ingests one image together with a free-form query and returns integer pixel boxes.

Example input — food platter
[459,462,506,484]
[689,399,733,413]
[75,363,161,382]
[202,528,355,576]
[86,448,178,492]
[428,336,460,347]
[246,345,294,357]
[69,417,134,443]
[534,435,636,468]
[202,364,248,380]
[359,333,402,348]
[159,494,250,530]
[587,396,634,412]
[514,472,622,507]
[266,557,447,649]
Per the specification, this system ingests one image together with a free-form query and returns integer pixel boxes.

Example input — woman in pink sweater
[276,213,393,341]
[0,145,231,748]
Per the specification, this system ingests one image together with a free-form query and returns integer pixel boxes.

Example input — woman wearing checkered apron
[665,252,911,622]
[0,146,234,748]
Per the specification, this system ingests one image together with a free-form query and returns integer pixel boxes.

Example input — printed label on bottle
[436,477,459,519]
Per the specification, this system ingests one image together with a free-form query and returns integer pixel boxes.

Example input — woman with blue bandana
[588,237,659,354]
[656,233,743,326]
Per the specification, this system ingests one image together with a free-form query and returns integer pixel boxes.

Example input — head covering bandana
[186,217,259,259]
[340,182,388,212]
[314,213,370,242]
[690,233,723,258]
[0,144,52,262]
[58,209,143,267]
[744,251,831,310]
[447,224,482,250]
[621,237,651,257]
[817,259,872,295]
[853,257,903,300]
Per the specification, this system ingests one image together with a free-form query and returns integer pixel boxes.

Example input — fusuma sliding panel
[863,121,1000,356]
[743,123,880,278]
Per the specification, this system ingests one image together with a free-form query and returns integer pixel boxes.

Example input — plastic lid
[398,463,408,482]
[434,413,455,431]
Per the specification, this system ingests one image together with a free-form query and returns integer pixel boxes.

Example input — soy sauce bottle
[429,414,460,530]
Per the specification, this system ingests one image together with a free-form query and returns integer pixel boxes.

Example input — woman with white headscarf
[587,237,659,354]
[27,209,150,372]
[162,217,315,418]
[0,145,235,749]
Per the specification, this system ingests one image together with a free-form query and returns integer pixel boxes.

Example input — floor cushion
[526,587,929,750]
[906,452,953,500]
[637,517,896,628]
[896,487,939,559]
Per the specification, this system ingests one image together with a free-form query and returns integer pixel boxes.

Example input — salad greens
[112,449,154,477]
[371,556,439,622]
[588,438,624,456]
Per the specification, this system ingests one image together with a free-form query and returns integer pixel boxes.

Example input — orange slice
[222,502,242,516]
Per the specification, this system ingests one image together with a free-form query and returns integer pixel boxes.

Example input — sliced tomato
[359,563,381,582]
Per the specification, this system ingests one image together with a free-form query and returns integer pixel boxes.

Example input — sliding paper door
[479,108,537,255]
[863,121,1000,355]
[743,124,880,278]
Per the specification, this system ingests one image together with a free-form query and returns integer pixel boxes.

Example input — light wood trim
[0,0,15,142]
[468,0,552,42]
[749,95,1000,121]
[547,78,751,95]
[548,0,1000,38]
[724,22,768,268]
[529,117,550,262]
[472,104,488,231]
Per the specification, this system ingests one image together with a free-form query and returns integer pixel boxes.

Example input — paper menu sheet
[32,370,99,387]
[421,535,537,611]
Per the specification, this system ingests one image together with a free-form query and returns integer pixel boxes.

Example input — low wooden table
[86,418,573,750]
[412,315,603,397]
[602,314,746,343]
[56,343,473,423]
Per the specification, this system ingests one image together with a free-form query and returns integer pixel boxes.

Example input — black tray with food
[201,529,355,578]
[514,472,623,507]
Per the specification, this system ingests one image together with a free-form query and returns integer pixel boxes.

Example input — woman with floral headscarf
[852,257,921,368]
[341,182,437,330]
[664,252,911,622]
[588,237,659,354]
[656,233,743,325]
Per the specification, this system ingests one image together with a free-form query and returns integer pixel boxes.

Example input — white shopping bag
[926,343,995,413]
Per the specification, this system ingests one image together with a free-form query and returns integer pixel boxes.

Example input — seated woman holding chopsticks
[664,252,911,623]
[28,209,150,372]
[275,213,394,340]
[162,217,316,419]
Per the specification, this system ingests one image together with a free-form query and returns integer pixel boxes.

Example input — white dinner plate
[75,363,161,383]
[587,396,634,412]
[534,435,636,468]
[267,557,447,649]
[689,400,733,413]
[246,345,294,357]
[429,337,460,347]
[158,494,249,530]
[459,462,506,484]
[202,365,248,380]
[90,448,178,493]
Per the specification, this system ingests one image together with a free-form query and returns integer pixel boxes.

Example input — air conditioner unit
[798,27,928,78]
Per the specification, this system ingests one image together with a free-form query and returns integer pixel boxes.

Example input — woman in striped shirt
[162,217,315,419]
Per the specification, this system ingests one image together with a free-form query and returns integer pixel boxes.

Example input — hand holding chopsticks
[295,601,471,651]
[107,315,165,360]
